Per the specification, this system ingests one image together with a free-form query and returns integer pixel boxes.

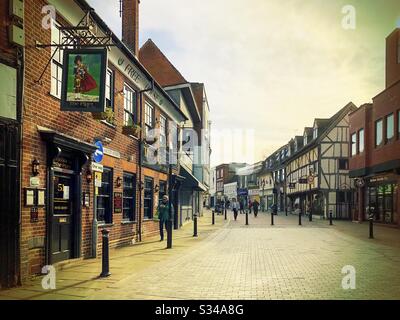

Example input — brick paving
[1,211,400,300]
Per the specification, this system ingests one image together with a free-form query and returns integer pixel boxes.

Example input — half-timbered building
[286,102,357,219]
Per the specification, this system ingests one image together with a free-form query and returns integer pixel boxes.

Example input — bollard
[369,217,374,239]
[224,206,227,220]
[245,210,249,226]
[298,211,302,226]
[167,219,173,249]
[329,211,333,226]
[212,210,215,225]
[100,229,111,278]
[193,213,198,237]
[309,211,312,222]
[271,211,274,226]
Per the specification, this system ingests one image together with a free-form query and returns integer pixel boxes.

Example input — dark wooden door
[51,174,74,263]
[0,121,19,288]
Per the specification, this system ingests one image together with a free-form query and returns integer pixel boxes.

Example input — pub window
[123,173,136,221]
[124,84,136,126]
[358,129,364,153]
[143,177,154,219]
[338,159,349,170]
[375,119,383,147]
[97,167,113,224]
[351,133,357,156]
[50,21,64,98]
[386,113,394,141]
[105,69,114,111]
[145,103,154,137]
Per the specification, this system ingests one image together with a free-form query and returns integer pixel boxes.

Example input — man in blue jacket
[157,195,174,241]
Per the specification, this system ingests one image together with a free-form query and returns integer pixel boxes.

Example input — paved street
[1,211,400,300]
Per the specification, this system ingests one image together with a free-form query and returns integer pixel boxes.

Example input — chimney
[385,28,400,88]
[122,0,140,57]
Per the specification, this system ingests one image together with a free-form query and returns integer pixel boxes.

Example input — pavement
[1,210,400,300]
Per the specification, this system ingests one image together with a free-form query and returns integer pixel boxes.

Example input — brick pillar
[122,0,140,56]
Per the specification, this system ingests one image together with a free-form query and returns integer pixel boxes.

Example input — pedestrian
[231,198,239,221]
[239,199,244,214]
[253,199,260,217]
[156,195,173,241]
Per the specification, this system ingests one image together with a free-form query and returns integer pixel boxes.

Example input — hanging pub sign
[61,49,107,112]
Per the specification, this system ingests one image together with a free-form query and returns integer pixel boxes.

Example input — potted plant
[122,116,141,137]
[92,107,115,124]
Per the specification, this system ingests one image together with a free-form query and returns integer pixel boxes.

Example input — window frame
[144,102,154,137]
[143,177,154,220]
[358,128,365,154]
[375,119,383,147]
[123,83,136,126]
[122,172,136,222]
[351,132,357,156]
[338,159,349,170]
[105,68,114,111]
[97,167,113,224]
[386,113,394,142]
[50,21,65,99]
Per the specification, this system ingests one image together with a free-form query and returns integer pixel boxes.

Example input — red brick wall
[20,0,176,282]
[386,29,400,89]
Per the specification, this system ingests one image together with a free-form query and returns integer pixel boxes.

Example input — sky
[87,0,400,167]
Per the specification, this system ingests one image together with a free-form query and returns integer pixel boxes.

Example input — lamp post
[167,145,173,249]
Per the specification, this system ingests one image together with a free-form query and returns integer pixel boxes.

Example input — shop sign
[248,189,259,196]
[114,192,123,214]
[91,162,104,173]
[103,147,121,159]
[53,157,73,170]
[61,49,108,113]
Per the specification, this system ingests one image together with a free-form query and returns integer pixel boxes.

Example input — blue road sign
[94,140,104,163]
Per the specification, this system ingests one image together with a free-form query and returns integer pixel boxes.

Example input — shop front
[363,174,399,225]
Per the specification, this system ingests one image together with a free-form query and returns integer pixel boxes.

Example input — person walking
[156,195,173,241]
[248,200,253,214]
[231,198,239,221]
[253,199,260,217]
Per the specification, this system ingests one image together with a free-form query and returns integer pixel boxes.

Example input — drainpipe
[137,80,154,242]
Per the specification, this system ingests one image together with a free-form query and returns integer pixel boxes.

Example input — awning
[179,166,207,192]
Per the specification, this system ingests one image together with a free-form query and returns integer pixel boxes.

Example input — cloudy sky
[87,0,400,166]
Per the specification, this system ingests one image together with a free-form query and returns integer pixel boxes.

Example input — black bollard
[193,213,198,237]
[369,217,374,239]
[224,206,227,220]
[309,211,312,222]
[271,211,274,226]
[299,211,302,226]
[245,210,249,226]
[212,210,215,225]
[167,219,173,249]
[100,229,111,278]
[329,211,333,226]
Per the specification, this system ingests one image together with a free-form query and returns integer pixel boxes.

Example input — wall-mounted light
[116,177,122,188]
[31,159,40,176]
[154,184,159,193]
[86,170,93,183]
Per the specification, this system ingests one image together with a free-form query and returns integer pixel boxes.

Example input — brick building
[1,0,190,288]
[349,28,400,226]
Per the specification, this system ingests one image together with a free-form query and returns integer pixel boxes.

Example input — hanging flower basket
[122,124,141,137]
[92,107,115,124]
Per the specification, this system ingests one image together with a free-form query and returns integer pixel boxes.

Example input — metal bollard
[100,229,111,278]
[224,206,227,220]
[299,211,302,226]
[212,210,215,225]
[245,210,249,226]
[329,211,333,226]
[167,219,173,249]
[309,211,312,222]
[271,211,274,226]
[193,213,198,237]
[369,217,374,239]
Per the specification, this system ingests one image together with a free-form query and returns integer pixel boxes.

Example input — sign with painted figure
[61,49,107,112]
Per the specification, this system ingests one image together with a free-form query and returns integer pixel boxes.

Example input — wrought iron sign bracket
[34,10,116,85]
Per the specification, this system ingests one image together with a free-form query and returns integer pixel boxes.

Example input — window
[358,129,364,153]
[159,115,167,147]
[375,119,383,147]
[143,177,154,219]
[338,159,349,170]
[123,173,136,221]
[97,167,113,224]
[145,103,154,137]
[386,113,394,141]
[313,127,318,139]
[50,22,64,98]
[105,69,114,111]
[351,133,357,156]
[123,84,136,126]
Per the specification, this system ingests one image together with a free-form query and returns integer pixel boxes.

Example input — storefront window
[97,167,113,224]
[123,173,136,221]
[366,183,395,224]
[144,177,154,219]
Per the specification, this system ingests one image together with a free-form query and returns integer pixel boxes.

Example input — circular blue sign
[93,140,104,163]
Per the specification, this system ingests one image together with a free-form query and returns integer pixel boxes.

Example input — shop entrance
[367,184,395,224]
[50,172,75,263]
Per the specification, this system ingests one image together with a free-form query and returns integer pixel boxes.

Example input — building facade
[286,103,357,219]
[349,29,400,226]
